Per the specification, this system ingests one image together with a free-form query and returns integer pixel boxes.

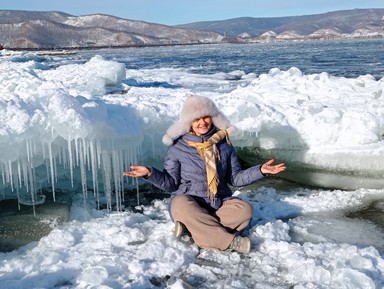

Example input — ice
[0,45,384,288]
[0,55,144,209]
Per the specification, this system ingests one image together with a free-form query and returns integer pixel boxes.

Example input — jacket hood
[162,95,235,145]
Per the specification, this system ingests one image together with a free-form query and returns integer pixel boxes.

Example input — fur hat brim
[162,95,235,145]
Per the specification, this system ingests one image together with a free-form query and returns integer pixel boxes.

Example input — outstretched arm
[123,164,179,193]
[260,159,286,175]
[123,145,181,193]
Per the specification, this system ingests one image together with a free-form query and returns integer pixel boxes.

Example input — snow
[2,188,384,288]
[0,46,384,288]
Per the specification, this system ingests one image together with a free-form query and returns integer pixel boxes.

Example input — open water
[72,38,384,80]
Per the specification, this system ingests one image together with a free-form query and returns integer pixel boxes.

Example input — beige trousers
[170,195,253,250]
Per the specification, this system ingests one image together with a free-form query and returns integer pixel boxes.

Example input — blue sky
[0,0,383,25]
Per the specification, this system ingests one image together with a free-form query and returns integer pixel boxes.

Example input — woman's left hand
[261,159,286,175]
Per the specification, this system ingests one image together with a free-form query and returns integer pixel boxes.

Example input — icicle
[102,150,112,211]
[28,163,36,217]
[112,149,118,211]
[112,147,123,212]
[86,139,91,171]
[122,153,128,193]
[128,146,136,187]
[75,138,80,166]
[14,162,21,210]
[67,135,74,188]
[45,157,50,184]
[31,189,36,217]
[97,140,102,169]
[73,138,87,221]
[4,163,10,185]
[26,140,31,163]
[22,159,29,193]
[89,140,100,209]
[84,138,90,178]
[48,142,56,202]
[17,159,22,188]
[8,160,13,192]
[24,140,33,193]
[16,159,22,210]
[42,139,46,159]
[79,138,88,199]
[124,148,131,188]
[58,144,63,165]
[31,139,35,157]
[53,152,58,184]
[62,144,68,167]
[118,149,125,205]
[29,164,34,194]
[1,163,5,186]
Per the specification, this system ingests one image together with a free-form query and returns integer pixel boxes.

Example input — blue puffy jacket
[146,127,266,210]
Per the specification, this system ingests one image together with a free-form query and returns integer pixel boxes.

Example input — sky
[0,0,383,25]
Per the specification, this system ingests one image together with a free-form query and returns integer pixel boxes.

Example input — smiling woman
[123,95,286,254]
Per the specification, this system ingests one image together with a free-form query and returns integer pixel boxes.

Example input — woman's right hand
[123,166,151,178]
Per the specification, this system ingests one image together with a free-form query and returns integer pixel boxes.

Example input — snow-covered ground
[1,185,384,289]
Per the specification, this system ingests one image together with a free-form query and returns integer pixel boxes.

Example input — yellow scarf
[185,129,230,202]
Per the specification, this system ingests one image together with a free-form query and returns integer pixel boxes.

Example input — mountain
[0,9,383,50]
[0,10,224,49]
[176,9,384,37]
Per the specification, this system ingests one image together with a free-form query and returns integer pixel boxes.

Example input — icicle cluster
[0,136,141,213]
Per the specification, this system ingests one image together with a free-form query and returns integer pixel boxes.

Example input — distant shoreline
[2,36,383,53]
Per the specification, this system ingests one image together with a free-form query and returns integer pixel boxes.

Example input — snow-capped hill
[308,29,342,40]
[65,14,222,41]
[178,9,384,37]
[64,14,146,28]
[276,31,304,40]
[257,31,277,41]
[0,9,383,49]
[0,11,224,49]
[349,27,384,38]
[238,32,252,38]
[260,31,277,37]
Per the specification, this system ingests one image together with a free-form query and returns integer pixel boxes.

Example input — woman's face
[191,116,213,136]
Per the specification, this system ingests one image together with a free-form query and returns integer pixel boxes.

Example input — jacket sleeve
[145,146,181,192]
[226,147,266,187]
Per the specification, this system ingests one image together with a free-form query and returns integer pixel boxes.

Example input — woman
[124,95,286,253]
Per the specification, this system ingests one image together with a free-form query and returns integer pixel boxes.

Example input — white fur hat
[162,95,235,145]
